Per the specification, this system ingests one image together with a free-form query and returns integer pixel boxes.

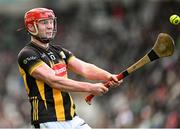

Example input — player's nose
[46,22,53,29]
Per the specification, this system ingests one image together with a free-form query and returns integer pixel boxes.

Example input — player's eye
[39,20,48,24]
[39,19,53,25]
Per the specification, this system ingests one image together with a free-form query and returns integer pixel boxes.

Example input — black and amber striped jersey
[18,42,76,124]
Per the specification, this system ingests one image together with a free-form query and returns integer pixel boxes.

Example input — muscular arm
[68,57,112,81]
[31,63,108,95]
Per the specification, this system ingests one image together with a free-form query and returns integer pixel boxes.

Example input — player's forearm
[47,76,92,92]
[82,64,111,81]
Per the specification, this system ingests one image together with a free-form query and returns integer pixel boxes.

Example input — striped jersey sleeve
[18,47,44,75]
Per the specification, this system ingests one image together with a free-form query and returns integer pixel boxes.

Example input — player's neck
[31,37,49,49]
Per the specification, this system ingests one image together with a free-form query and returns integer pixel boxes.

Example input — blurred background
[0,0,179,128]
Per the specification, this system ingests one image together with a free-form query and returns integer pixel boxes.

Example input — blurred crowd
[0,0,179,128]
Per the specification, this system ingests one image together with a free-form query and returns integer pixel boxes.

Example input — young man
[18,8,122,129]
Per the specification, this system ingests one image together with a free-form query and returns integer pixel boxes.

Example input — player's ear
[27,24,35,32]
[27,23,38,35]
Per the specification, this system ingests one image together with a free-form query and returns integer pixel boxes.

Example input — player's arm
[18,48,108,96]
[31,63,108,95]
[68,57,121,85]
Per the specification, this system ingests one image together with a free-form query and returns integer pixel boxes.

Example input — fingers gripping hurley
[85,33,174,105]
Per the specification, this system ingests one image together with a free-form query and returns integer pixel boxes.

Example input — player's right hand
[89,83,109,96]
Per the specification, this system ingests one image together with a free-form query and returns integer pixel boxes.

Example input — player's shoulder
[18,44,38,58]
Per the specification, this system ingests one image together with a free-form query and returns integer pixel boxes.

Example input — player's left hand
[108,74,123,88]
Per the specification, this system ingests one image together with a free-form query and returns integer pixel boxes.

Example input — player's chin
[45,32,52,36]
[46,34,53,38]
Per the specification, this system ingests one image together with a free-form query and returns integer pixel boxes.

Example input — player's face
[37,19,54,39]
